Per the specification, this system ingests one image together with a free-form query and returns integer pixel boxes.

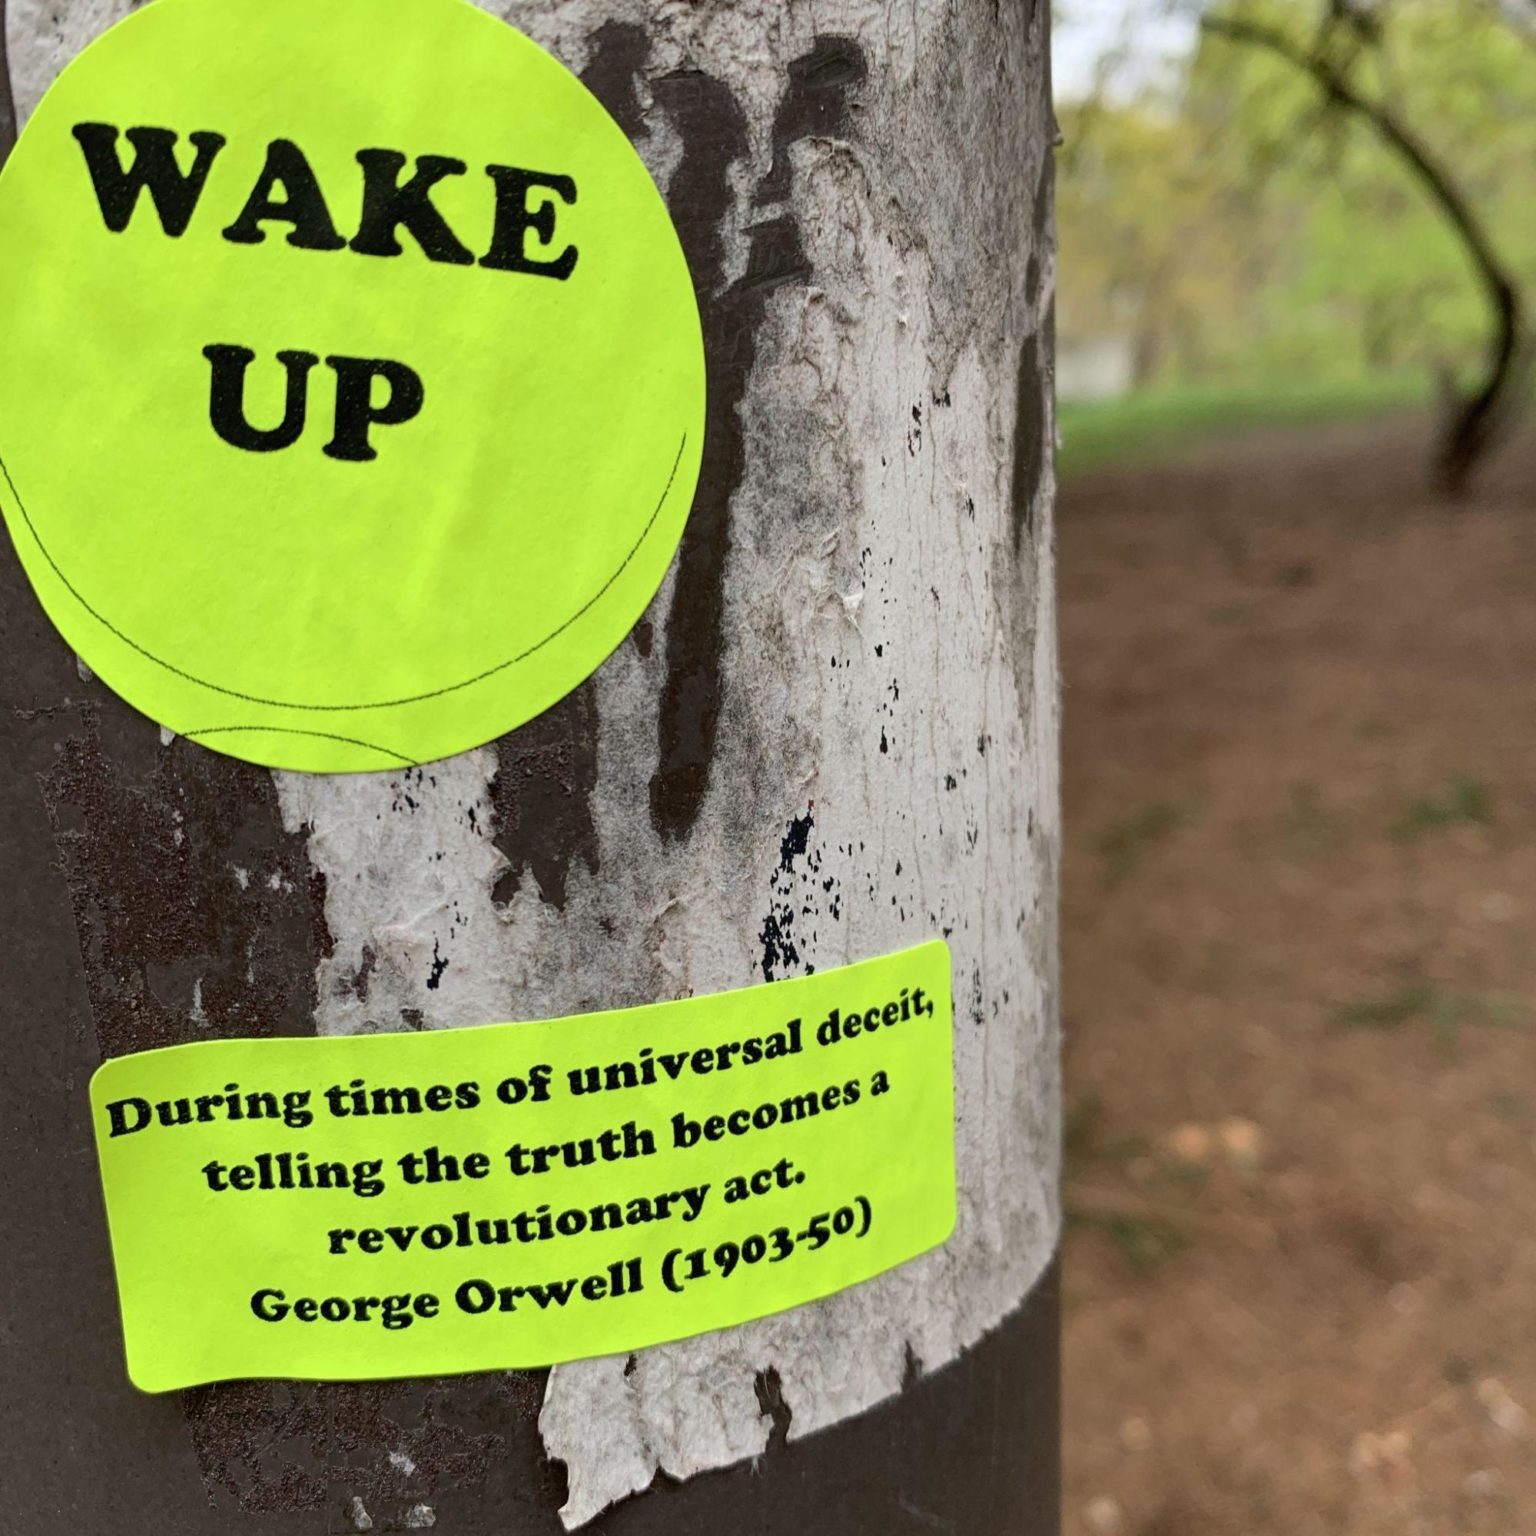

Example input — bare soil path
[1061,416,1536,1536]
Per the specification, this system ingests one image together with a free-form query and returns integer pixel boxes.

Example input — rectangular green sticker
[90,941,955,1392]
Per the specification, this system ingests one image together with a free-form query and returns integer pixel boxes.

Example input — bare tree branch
[1202,10,1524,493]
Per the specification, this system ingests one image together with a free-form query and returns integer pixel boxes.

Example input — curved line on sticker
[181,726,413,767]
[0,431,687,714]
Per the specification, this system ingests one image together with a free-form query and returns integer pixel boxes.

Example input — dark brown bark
[0,0,16,165]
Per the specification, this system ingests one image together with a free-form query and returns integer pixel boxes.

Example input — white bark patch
[11,0,1057,1525]
[7,0,136,125]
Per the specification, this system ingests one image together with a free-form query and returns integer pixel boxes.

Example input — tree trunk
[0,2,1061,1532]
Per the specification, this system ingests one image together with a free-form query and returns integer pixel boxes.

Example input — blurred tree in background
[1058,0,1536,486]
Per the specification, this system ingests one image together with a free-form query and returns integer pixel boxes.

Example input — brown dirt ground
[1060,414,1536,1536]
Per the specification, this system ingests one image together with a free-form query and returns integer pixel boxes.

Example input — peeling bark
[1,1,1059,1530]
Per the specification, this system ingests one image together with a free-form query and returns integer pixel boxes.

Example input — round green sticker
[0,0,704,772]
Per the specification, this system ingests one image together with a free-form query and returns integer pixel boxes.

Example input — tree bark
[0,1,13,163]
[0,1,1061,1531]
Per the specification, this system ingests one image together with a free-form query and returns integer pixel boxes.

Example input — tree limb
[1202,10,1523,491]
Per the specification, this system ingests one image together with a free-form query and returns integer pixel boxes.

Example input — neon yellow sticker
[90,943,955,1393]
[0,0,704,772]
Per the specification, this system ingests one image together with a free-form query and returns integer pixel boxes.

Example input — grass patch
[1432,993,1527,1048]
[1098,800,1192,886]
[1064,1092,1104,1161]
[1064,1093,1150,1170]
[1489,1093,1529,1125]
[1067,1208,1192,1276]
[1057,375,1429,479]
[1332,983,1527,1045]
[1333,984,1437,1031]
[1391,775,1493,841]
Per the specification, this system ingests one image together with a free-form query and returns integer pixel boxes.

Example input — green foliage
[1068,1207,1193,1276]
[1331,982,1526,1041]
[1064,1091,1105,1161]
[1332,982,1438,1030]
[1390,774,1494,840]
[1056,374,1426,475]
[1058,1,1536,401]
[1096,800,1195,886]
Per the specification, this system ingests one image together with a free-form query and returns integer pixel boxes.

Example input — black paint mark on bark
[760,907,801,981]
[447,25,652,918]
[307,865,334,964]
[902,1341,925,1391]
[1012,152,1055,554]
[348,941,377,1002]
[41,714,323,1060]
[736,212,812,297]
[580,20,652,140]
[756,36,867,206]
[1011,334,1046,553]
[31,643,564,1528]
[761,805,821,980]
[182,1371,566,1525]
[490,682,600,912]
[651,38,866,842]
[426,937,448,990]
[754,1366,794,1455]
[779,808,814,869]
[0,0,15,169]
[647,66,750,841]
[1032,150,1055,257]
